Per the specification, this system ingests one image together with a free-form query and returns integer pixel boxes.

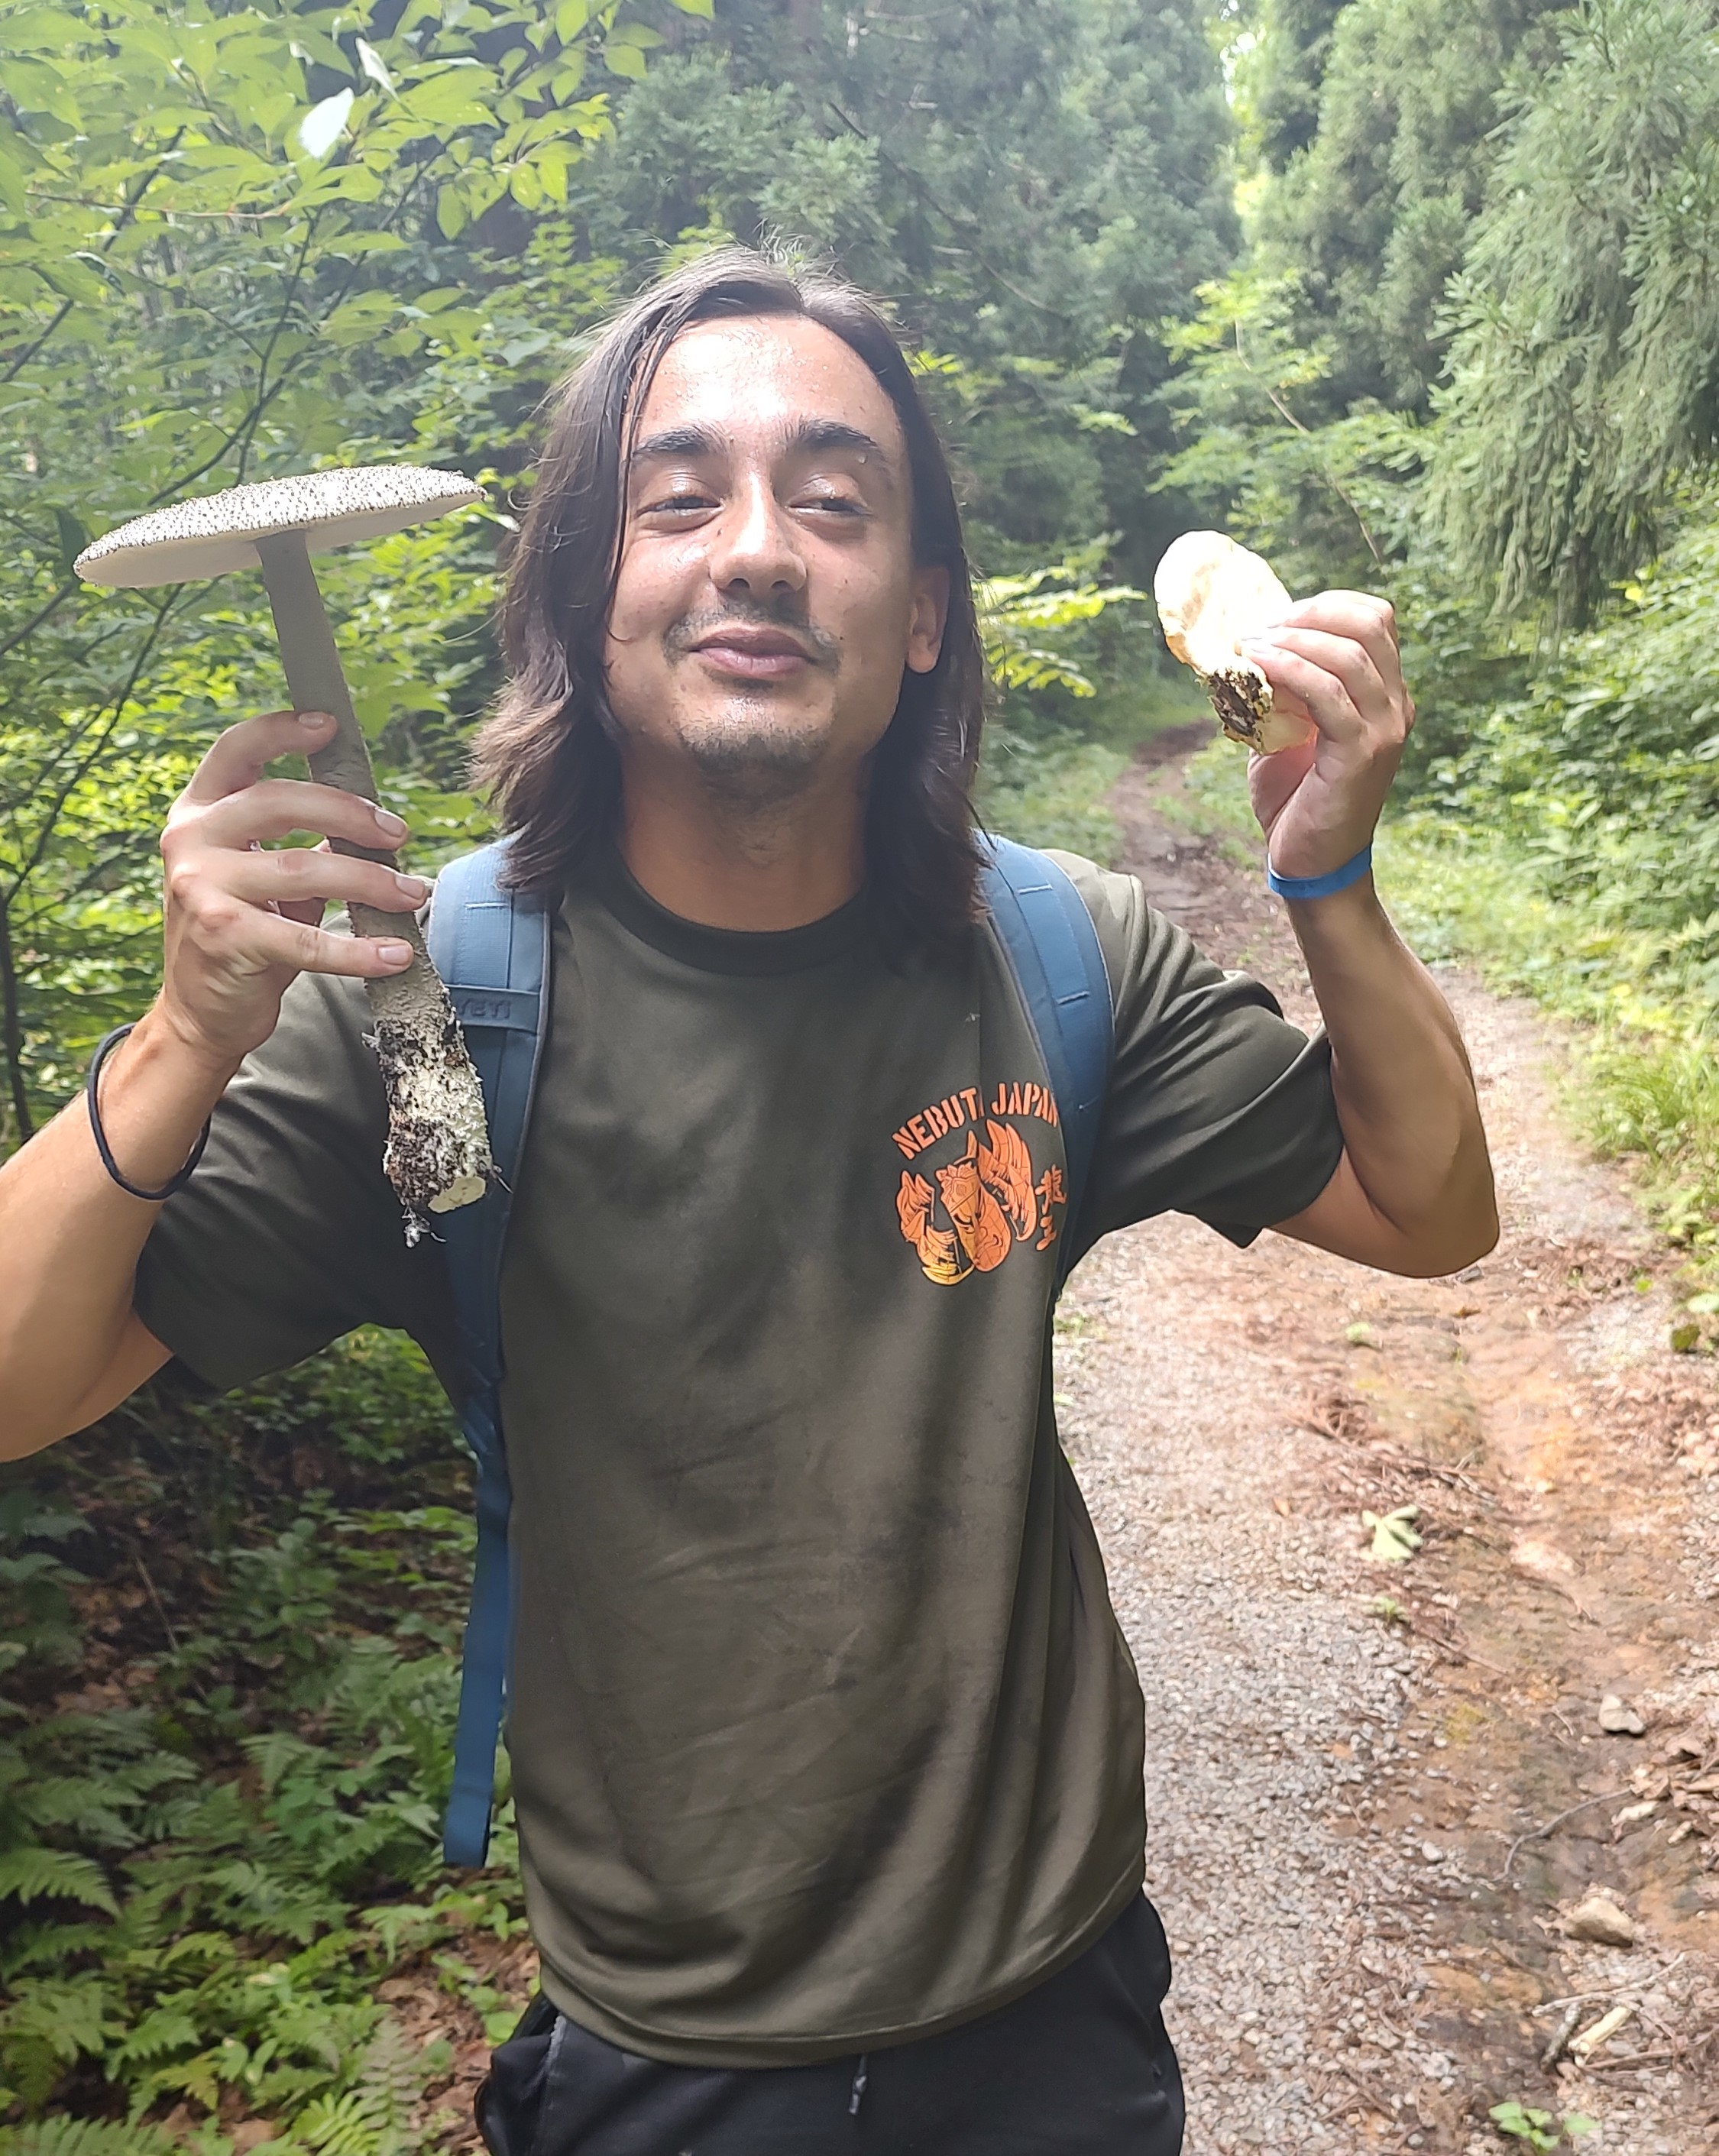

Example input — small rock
[1563,1892,1637,1947]
[1421,1840,1445,1863]
[1598,1693,1646,1736]
[1512,1535,1575,1580]
[1612,1798,1658,1828]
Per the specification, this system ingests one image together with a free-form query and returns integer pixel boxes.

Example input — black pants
[477,1893,1183,2154]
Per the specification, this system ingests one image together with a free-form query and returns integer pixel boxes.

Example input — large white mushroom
[77,467,494,1231]
[1154,529,1314,755]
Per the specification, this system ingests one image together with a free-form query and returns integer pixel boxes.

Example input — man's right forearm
[0,1004,239,1457]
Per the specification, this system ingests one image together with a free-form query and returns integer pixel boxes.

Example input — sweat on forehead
[629,314,910,472]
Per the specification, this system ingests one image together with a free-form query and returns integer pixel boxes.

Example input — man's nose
[706,476,808,597]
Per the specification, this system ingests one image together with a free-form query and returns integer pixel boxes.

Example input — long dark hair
[473,246,988,956]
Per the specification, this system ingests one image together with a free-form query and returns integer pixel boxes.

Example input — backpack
[426,836,1115,1866]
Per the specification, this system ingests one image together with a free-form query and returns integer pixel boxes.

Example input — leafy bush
[0,1336,523,2145]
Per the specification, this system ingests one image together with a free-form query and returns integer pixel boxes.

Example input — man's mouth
[686,623,820,680]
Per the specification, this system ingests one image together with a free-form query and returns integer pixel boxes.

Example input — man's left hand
[1240,591,1413,882]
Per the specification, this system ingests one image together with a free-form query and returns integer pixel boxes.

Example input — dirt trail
[1062,732,1719,2155]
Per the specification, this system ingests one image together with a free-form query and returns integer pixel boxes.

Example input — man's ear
[905,565,950,675]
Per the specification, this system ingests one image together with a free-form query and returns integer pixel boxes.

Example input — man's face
[602,315,949,808]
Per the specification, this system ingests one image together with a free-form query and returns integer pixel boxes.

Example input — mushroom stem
[254,529,384,810]
[255,529,493,1232]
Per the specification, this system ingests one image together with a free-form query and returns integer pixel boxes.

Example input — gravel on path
[1065,736,1719,2154]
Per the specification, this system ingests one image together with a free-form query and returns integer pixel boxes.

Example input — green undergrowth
[0,1332,525,2151]
[1381,816,1719,1282]
[1179,737,1719,1293]
[979,664,1211,865]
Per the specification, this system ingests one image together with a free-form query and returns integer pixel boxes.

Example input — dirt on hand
[1064,732,1719,2154]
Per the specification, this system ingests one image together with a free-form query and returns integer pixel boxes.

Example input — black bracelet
[86,1024,212,1203]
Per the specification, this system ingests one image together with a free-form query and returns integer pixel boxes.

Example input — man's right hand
[157,709,429,1070]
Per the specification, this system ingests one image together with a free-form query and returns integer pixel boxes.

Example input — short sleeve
[132,964,457,1394]
[1047,852,1344,1249]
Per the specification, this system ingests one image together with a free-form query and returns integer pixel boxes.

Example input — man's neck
[617,762,868,932]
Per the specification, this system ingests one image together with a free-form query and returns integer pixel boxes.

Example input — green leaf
[602,41,648,78]
[0,2121,178,2155]
[355,38,395,95]
[297,89,354,161]
[52,510,88,578]
[1361,1506,1422,1563]
[669,0,715,15]
[0,1847,118,1915]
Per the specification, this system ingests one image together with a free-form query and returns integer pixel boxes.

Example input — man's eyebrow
[788,418,892,465]
[627,417,897,470]
[630,422,721,463]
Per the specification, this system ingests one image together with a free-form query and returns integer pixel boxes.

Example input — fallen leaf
[1362,1505,1423,1562]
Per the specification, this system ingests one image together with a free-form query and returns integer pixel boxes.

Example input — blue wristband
[1267,843,1374,902]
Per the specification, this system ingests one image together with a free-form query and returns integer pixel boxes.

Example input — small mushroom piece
[77,466,492,1233]
[1154,529,1315,755]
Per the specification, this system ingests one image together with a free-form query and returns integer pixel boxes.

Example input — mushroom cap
[1154,529,1313,756]
[76,465,483,589]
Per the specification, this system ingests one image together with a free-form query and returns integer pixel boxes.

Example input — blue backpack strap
[980,837,1115,1288]
[426,841,551,1866]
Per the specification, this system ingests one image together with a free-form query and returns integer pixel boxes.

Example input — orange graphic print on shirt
[892,1082,1065,1285]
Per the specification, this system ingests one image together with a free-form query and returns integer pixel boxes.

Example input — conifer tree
[1251,0,1571,411]
[1428,0,1719,622]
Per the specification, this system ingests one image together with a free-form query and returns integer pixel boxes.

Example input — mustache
[662,601,840,670]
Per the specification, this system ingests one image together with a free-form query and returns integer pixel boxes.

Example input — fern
[0,1849,116,1916]
[282,2017,424,2156]
[0,2122,179,2156]
[0,1341,520,2140]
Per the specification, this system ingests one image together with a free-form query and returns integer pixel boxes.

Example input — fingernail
[393,872,431,902]
[372,805,407,837]
[297,711,332,727]
[1239,638,1277,657]
[377,941,413,966]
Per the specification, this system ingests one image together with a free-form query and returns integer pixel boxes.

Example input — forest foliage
[7,0,1719,2145]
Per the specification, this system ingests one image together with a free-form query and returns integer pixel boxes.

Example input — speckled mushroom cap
[75,465,483,588]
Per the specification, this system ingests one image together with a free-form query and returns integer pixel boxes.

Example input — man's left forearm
[1281,873,1497,1276]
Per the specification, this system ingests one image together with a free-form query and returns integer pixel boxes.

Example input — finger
[1239,643,1366,746]
[215,847,432,917]
[187,903,415,979]
[186,778,409,854]
[181,711,338,805]
[1274,591,1400,678]
[1246,625,1393,728]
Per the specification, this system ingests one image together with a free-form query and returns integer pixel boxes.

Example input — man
[0,249,1494,2153]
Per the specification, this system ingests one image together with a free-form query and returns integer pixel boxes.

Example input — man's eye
[798,494,864,515]
[646,491,714,514]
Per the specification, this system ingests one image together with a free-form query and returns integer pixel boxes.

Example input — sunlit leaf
[296,89,354,161]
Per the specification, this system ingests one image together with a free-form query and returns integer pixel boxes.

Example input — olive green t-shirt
[134,845,1341,2067]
